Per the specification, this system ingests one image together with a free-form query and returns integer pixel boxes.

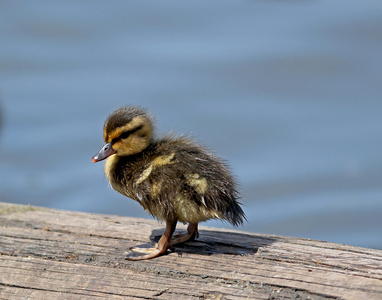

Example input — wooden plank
[0,202,381,299]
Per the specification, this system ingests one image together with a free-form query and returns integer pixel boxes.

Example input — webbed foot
[126,220,177,261]
[170,223,199,246]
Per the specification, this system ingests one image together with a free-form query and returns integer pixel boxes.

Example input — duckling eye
[111,124,143,145]
[119,130,133,140]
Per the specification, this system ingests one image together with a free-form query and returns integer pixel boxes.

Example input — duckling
[92,106,245,260]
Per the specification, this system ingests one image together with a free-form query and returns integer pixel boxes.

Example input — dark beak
[92,143,117,163]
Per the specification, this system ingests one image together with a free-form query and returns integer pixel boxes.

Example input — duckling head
[92,106,153,162]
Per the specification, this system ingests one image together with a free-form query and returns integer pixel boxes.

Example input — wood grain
[0,202,381,299]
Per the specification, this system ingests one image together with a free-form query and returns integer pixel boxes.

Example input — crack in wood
[152,288,169,297]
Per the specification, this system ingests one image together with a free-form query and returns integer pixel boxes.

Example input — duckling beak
[92,143,117,163]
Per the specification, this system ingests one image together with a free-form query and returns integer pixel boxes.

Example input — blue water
[1,1,381,249]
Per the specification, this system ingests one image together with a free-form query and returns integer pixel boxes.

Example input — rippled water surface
[1,1,381,249]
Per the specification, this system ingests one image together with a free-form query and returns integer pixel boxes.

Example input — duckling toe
[126,242,170,260]
[128,242,158,253]
[126,248,166,261]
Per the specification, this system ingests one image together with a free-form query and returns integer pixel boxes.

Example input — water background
[1,1,381,249]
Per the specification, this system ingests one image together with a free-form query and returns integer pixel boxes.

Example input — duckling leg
[126,220,177,260]
[170,222,199,246]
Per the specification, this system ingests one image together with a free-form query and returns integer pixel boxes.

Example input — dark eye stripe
[111,124,143,145]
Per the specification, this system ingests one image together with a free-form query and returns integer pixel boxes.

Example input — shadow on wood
[150,229,272,256]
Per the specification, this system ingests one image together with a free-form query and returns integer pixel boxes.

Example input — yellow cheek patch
[185,173,208,194]
[136,152,176,185]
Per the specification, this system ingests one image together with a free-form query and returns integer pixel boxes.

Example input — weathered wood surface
[0,202,381,300]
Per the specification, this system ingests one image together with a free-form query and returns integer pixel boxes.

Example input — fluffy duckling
[92,106,245,260]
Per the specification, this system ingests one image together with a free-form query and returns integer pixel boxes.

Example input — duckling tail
[224,202,247,227]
